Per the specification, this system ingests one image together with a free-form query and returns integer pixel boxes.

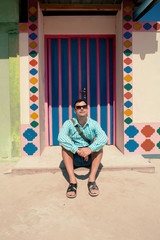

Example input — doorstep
[11,145,155,174]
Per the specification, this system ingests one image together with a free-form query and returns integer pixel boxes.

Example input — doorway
[45,35,116,146]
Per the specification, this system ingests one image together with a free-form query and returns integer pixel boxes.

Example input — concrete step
[12,146,155,174]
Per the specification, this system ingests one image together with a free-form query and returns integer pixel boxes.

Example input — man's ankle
[69,178,77,184]
[88,176,96,182]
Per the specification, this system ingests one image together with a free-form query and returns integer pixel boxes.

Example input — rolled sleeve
[89,122,108,152]
[58,120,78,154]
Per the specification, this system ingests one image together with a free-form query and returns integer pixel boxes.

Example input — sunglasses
[76,105,87,110]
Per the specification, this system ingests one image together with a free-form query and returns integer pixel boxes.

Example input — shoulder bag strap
[71,119,91,144]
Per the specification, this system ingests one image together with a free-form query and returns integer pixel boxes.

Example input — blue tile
[125,140,139,152]
[124,101,132,108]
[29,33,37,40]
[30,104,38,111]
[143,23,152,30]
[30,68,38,76]
[125,125,139,138]
[23,128,37,141]
[123,32,132,39]
[124,66,132,73]
[23,143,38,155]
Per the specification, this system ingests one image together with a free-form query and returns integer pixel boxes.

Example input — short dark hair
[74,99,87,109]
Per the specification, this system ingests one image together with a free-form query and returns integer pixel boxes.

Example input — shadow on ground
[59,160,103,183]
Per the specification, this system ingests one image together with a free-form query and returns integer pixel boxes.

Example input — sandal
[88,181,99,197]
[66,183,77,198]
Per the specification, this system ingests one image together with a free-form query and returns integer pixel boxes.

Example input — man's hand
[76,147,92,160]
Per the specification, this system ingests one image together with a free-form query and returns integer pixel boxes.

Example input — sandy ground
[0,160,160,240]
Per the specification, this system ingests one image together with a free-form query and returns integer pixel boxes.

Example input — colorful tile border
[19,0,160,156]
[19,0,39,156]
[123,0,160,154]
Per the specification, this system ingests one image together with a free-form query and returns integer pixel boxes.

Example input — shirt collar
[74,117,89,127]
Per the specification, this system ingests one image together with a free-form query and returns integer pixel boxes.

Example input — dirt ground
[0,160,160,240]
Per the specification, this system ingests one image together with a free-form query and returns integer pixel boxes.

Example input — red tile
[141,125,155,137]
[141,139,155,151]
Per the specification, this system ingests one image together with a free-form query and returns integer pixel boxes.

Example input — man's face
[74,101,88,118]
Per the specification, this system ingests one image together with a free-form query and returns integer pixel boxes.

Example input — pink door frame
[44,34,116,147]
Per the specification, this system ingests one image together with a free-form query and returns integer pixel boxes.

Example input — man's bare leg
[88,149,103,195]
[62,147,77,197]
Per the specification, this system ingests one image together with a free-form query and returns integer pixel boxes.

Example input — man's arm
[77,122,108,159]
[89,122,108,153]
[58,120,78,154]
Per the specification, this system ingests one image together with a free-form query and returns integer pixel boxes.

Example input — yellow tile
[30,113,38,120]
[19,24,27,31]
[124,109,132,116]
[124,6,132,13]
[29,6,37,14]
[30,77,38,84]
[133,23,142,30]
[29,42,37,49]
[124,40,132,48]
[124,75,132,82]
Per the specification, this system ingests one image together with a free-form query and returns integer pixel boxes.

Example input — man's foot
[66,183,77,198]
[87,181,99,197]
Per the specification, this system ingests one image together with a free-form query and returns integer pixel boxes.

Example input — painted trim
[45,34,116,146]
[44,37,49,146]
[113,36,116,146]
[58,39,62,131]
[86,38,91,117]
[45,34,115,39]
[78,38,82,99]
[48,39,53,145]
[68,38,72,119]
[96,38,101,125]
[106,39,111,144]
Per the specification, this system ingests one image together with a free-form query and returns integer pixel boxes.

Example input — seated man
[58,99,108,198]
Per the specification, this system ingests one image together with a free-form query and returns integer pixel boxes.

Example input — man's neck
[77,116,87,127]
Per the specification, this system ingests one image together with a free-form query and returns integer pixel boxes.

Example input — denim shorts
[74,153,92,168]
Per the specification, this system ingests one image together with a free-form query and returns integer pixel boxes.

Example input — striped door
[47,35,116,146]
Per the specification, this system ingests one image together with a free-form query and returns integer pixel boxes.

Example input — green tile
[124,83,132,91]
[30,86,38,93]
[30,121,39,128]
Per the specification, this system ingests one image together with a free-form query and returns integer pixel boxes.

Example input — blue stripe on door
[109,38,113,144]
[89,39,97,121]
[50,36,114,146]
[71,39,79,117]
[51,39,59,145]
[81,39,87,101]
[99,38,107,134]
[61,39,69,123]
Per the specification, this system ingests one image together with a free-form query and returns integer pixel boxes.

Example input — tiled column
[19,0,40,156]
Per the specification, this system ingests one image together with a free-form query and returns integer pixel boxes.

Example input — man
[58,99,108,198]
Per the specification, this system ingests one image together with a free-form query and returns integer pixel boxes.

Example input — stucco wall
[0,0,20,159]
[0,34,11,157]
[116,5,124,153]
[9,33,20,157]
[132,31,160,123]
[44,16,116,35]
[0,0,19,23]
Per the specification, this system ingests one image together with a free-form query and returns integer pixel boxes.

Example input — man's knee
[91,148,103,159]
[62,147,73,157]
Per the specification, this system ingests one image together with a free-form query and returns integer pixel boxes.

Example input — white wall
[132,32,160,123]
[44,16,116,35]
[38,3,45,153]
[115,4,124,153]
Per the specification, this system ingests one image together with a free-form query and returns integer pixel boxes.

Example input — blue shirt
[58,117,108,154]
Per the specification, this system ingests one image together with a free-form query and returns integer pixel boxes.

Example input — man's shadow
[59,160,103,183]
